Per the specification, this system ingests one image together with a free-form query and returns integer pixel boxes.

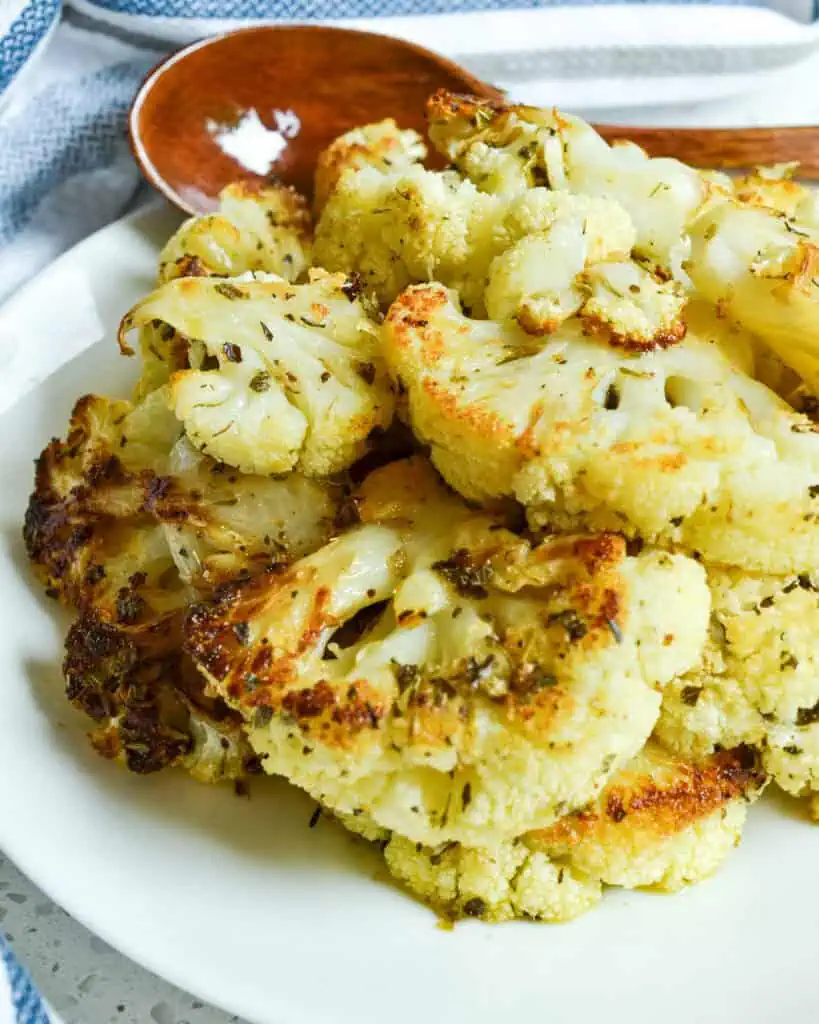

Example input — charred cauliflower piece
[184,457,708,846]
[688,197,819,394]
[314,119,426,213]
[382,740,762,922]
[63,610,252,781]
[658,568,819,802]
[426,90,704,274]
[24,389,337,780]
[121,270,394,478]
[383,284,819,574]
[159,181,312,284]
[24,391,337,607]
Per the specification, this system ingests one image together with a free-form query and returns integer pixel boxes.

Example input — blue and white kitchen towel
[0,934,51,1024]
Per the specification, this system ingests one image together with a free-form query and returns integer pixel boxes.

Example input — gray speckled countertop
[0,853,246,1024]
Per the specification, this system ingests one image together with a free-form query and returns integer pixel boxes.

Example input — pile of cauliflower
[26,92,819,924]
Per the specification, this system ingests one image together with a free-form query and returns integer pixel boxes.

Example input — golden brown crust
[581,313,688,353]
[386,286,450,367]
[425,89,506,132]
[532,745,764,849]
[184,565,389,750]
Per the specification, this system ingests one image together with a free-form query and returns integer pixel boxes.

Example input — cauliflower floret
[688,198,819,393]
[314,163,494,310]
[120,270,394,478]
[314,119,426,213]
[579,260,687,351]
[314,160,636,317]
[184,457,708,846]
[383,284,819,574]
[426,90,704,274]
[384,834,601,923]
[658,568,819,800]
[374,740,761,921]
[63,613,253,781]
[158,181,312,284]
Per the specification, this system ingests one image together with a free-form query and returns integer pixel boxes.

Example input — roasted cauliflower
[23,90,819,927]
[314,157,652,324]
[184,457,708,846]
[688,196,819,393]
[381,740,762,921]
[658,567,819,802]
[121,270,394,478]
[158,181,312,284]
[384,284,819,574]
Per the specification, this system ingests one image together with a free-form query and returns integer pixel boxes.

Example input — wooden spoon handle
[593,124,819,178]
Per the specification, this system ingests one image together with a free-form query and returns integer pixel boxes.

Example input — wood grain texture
[595,124,819,178]
[130,25,502,214]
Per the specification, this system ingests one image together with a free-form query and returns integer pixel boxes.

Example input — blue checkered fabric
[0,935,50,1024]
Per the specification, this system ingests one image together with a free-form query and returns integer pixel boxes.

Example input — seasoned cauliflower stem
[121,270,394,477]
[380,741,762,922]
[184,457,708,846]
[658,568,819,802]
[384,284,819,574]
[24,389,337,779]
[158,181,312,284]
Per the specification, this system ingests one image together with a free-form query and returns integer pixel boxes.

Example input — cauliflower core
[658,568,819,802]
[184,457,708,846]
[121,270,394,478]
[158,181,312,284]
[382,741,762,921]
[383,284,819,574]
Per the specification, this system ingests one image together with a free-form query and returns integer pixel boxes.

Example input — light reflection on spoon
[205,108,302,176]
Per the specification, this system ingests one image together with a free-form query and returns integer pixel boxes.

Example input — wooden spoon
[129,24,819,216]
[129,25,502,214]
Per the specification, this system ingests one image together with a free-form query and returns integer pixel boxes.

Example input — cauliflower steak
[121,270,395,477]
[384,283,819,574]
[184,457,708,845]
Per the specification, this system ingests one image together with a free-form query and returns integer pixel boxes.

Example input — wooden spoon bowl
[130,25,502,214]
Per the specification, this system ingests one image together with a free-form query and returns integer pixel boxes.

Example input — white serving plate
[0,205,818,1024]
